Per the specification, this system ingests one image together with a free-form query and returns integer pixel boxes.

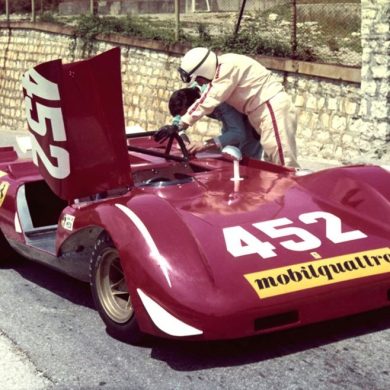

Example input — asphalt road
[0,252,389,390]
[0,130,389,389]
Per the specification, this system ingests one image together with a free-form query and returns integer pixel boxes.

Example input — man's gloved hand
[154,124,179,143]
[187,141,205,154]
[178,131,190,144]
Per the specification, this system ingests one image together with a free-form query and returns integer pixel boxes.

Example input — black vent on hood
[255,311,299,331]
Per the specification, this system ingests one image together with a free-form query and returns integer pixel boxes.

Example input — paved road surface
[0,254,389,390]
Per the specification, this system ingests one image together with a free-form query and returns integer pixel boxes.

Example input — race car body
[0,48,389,342]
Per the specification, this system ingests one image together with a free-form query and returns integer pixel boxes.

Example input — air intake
[255,311,299,331]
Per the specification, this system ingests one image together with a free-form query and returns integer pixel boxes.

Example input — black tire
[89,233,144,344]
[0,229,16,262]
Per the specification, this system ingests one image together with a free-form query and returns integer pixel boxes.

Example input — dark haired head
[169,88,201,116]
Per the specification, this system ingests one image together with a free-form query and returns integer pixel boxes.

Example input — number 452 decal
[223,211,367,260]
[22,68,70,180]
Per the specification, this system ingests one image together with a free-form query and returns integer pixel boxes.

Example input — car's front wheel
[90,233,143,344]
[0,230,16,262]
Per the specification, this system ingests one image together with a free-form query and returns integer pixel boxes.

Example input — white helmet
[178,47,218,84]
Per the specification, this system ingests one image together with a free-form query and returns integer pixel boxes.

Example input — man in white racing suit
[155,47,299,168]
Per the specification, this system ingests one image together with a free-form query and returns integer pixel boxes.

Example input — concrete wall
[58,0,173,15]
[0,1,388,165]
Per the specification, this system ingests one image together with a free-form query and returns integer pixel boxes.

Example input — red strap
[188,64,221,116]
[266,101,285,166]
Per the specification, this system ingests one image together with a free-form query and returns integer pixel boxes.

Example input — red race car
[0,48,389,343]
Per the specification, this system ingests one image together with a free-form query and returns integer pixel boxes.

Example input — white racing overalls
[181,53,299,168]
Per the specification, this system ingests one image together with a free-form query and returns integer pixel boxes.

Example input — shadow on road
[2,254,94,309]
[149,307,390,371]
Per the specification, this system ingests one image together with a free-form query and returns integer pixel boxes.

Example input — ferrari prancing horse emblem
[0,181,10,207]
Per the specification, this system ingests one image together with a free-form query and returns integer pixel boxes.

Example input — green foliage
[196,23,212,43]
[72,14,178,57]
[2,3,360,65]
[327,37,340,52]
[214,33,287,57]
[63,10,353,63]
[39,11,57,23]
[211,30,316,62]
[72,15,101,56]
[205,9,316,61]
[229,3,361,63]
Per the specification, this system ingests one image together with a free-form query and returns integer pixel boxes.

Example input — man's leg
[255,92,299,168]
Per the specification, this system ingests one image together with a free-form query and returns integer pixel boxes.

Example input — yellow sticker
[245,247,390,299]
[0,171,7,178]
[0,181,10,207]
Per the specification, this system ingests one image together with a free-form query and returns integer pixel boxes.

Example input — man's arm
[212,103,248,148]
[187,103,247,154]
[181,63,239,127]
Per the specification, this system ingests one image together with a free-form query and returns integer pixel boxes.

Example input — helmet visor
[178,67,192,83]
[178,49,211,84]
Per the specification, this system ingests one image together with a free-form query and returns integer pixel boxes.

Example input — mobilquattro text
[255,251,390,290]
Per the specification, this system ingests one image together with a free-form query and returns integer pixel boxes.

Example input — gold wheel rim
[96,247,133,323]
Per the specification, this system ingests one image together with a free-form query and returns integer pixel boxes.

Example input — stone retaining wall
[0,1,389,165]
[360,0,389,162]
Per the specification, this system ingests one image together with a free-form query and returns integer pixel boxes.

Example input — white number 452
[223,211,367,259]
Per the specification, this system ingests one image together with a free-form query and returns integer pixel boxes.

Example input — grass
[32,6,361,65]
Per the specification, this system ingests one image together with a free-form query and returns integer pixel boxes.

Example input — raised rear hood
[21,47,132,200]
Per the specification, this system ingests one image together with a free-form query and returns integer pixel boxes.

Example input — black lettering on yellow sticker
[245,247,390,299]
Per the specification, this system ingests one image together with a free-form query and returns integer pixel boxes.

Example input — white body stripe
[14,213,22,233]
[115,203,172,287]
[137,289,203,337]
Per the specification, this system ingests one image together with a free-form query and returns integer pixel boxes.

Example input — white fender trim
[137,289,203,337]
[115,203,172,287]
